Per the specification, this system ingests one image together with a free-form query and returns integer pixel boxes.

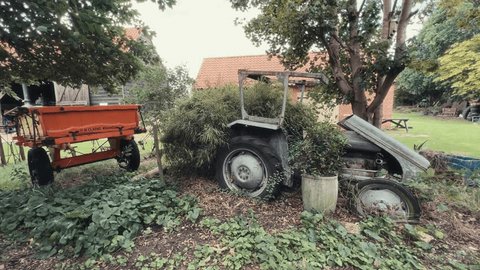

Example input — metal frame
[236,70,328,129]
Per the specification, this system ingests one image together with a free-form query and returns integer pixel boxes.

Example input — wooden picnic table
[382,118,410,132]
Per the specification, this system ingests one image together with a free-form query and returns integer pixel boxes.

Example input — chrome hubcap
[357,189,408,219]
[223,149,268,196]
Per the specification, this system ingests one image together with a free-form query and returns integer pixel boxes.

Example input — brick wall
[291,85,395,125]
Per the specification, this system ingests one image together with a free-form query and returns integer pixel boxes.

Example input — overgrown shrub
[289,122,347,176]
[0,174,201,258]
[405,172,480,214]
[161,83,317,174]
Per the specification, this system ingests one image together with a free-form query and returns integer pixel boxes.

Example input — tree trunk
[372,103,383,128]
[351,90,368,120]
[366,0,412,127]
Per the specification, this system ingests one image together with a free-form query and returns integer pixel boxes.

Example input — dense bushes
[161,83,317,174]
[289,122,347,176]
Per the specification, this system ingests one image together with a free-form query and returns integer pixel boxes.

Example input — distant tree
[126,62,192,179]
[435,35,480,98]
[396,0,480,105]
[230,0,419,126]
[0,0,176,93]
[126,63,193,122]
[395,68,447,106]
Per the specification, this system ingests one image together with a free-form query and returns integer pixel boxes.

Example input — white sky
[133,0,268,78]
[133,0,423,79]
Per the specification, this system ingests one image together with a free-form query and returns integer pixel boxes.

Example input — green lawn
[0,134,153,164]
[385,112,480,158]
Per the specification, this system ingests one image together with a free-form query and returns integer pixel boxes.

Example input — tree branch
[367,69,400,113]
[358,0,366,15]
[347,0,363,89]
[392,0,398,16]
[381,0,392,38]
[369,0,412,114]
[320,34,352,95]
[408,9,419,20]
[394,0,412,63]
[331,32,348,50]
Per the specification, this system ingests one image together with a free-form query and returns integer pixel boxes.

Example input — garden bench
[382,118,410,132]
[440,107,457,117]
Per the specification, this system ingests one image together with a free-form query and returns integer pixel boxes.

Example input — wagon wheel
[117,139,141,171]
[27,148,54,187]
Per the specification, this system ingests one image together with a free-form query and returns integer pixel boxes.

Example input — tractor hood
[338,115,430,180]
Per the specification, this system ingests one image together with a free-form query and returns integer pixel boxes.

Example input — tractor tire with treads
[117,139,141,171]
[27,147,54,186]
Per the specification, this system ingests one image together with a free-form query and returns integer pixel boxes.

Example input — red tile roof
[124,27,142,40]
[195,53,326,89]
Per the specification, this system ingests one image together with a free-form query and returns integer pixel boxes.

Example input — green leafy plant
[9,163,30,189]
[289,122,347,176]
[0,174,201,258]
[192,212,425,270]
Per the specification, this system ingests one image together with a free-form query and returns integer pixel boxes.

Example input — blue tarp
[446,155,480,187]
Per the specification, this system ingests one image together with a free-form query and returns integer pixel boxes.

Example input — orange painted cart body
[12,105,145,170]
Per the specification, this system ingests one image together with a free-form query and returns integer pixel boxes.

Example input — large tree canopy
[230,0,418,126]
[435,35,480,98]
[395,0,480,105]
[0,0,175,93]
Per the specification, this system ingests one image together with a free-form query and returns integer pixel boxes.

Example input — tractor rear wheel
[216,136,283,199]
[27,148,54,187]
[117,139,141,171]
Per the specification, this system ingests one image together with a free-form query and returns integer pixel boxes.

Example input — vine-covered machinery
[215,70,430,221]
[8,105,145,186]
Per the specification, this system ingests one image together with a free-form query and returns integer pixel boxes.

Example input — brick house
[195,54,394,123]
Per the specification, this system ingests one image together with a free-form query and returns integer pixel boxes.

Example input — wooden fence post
[19,145,25,161]
[0,134,6,166]
[152,123,164,183]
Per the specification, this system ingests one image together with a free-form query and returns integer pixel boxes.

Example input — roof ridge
[202,51,326,60]
[203,54,275,60]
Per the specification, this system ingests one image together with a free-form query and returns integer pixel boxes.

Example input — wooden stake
[0,134,6,166]
[19,145,25,161]
[152,123,164,183]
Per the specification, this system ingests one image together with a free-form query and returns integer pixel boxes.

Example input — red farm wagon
[9,105,146,186]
